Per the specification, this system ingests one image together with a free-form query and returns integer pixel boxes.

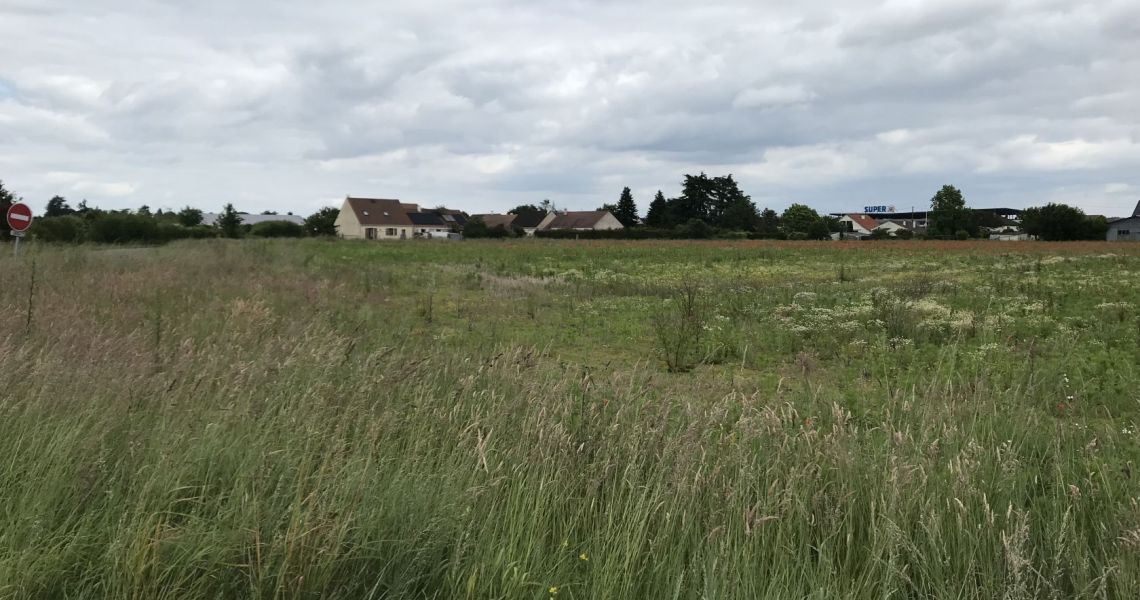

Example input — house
[544,210,624,231]
[874,220,911,236]
[334,197,415,240]
[407,212,453,239]
[511,211,556,236]
[836,214,881,238]
[1107,201,1140,241]
[474,214,518,231]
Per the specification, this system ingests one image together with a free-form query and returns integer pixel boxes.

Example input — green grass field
[2,239,1140,598]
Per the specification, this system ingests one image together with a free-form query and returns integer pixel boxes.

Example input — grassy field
[2,238,1140,598]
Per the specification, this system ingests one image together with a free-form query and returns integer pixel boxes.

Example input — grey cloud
[0,0,1136,217]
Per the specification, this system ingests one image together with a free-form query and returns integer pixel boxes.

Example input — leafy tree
[509,204,545,219]
[720,195,760,231]
[45,195,74,217]
[807,220,832,240]
[706,174,754,229]
[644,191,671,228]
[1082,215,1109,240]
[75,200,91,215]
[216,203,244,238]
[177,206,204,227]
[757,208,781,236]
[612,187,639,227]
[260,210,278,215]
[1021,203,1105,241]
[462,219,490,239]
[0,180,17,236]
[929,185,971,238]
[304,207,339,236]
[780,204,822,236]
[137,205,152,217]
[672,172,714,224]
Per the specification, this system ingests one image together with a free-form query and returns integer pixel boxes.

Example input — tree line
[564,177,1109,241]
[1,181,339,244]
[1,177,1115,244]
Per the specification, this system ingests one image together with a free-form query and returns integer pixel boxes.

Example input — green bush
[895,229,914,240]
[30,216,87,243]
[87,212,161,244]
[955,230,970,240]
[250,220,305,238]
[157,222,218,242]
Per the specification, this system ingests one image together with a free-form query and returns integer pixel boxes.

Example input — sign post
[6,202,33,257]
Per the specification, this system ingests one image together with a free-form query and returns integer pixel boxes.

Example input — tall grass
[0,239,1138,598]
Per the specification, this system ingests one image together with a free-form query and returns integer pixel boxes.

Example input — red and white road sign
[6,203,33,232]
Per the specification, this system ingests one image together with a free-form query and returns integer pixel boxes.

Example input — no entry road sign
[7,203,33,233]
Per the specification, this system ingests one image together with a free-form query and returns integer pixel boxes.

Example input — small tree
[0,180,17,237]
[463,216,491,238]
[612,187,639,227]
[216,203,243,238]
[645,191,671,228]
[1022,203,1103,241]
[45,195,74,217]
[757,208,781,236]
[780,203,822,236]
[509,204,545,219]
[177,206,204,227]
[929,185,971,238]
[304,207,339,236]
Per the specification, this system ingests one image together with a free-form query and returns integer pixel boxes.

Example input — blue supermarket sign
[864,205,896,213]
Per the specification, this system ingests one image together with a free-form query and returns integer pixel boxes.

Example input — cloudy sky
[2,0,1139,217]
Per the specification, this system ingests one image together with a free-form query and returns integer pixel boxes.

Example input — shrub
[955,230,970,240]
[87,212,161,244]
[157,222,218,242]
[895,229,914,240]
[30,216,87,243]
[681,218,713,239]
[653,283,707,373]
[250,220,305,238]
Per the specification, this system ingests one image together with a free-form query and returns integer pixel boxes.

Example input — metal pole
[12,234,20,258]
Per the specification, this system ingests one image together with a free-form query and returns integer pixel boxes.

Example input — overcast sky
[2,0,1139,217]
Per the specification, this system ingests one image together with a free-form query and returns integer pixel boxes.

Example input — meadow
[1,238,1139,598]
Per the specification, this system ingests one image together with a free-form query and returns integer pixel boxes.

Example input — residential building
[512,211,556,236]
[474,214,518,231]
[408,212,453,239]
[875,220,912,235]
[1107,201,1140,241]
[334,197,415,240]
[544,210,624,231]
[836,214,881,238]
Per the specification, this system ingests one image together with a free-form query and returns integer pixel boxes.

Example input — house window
[365,228,377,240]
[1120,230,1131,236]
[386,228,397,236]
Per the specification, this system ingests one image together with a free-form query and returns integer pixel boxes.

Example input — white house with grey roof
[1107,201,1140,241]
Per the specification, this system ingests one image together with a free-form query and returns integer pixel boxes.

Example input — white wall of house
[414,227,453,239]
[875,221,909,234]
[590,212,624,231]
[837,215,874,235]
[1108,217,1140,241]
[334,200,365,239]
